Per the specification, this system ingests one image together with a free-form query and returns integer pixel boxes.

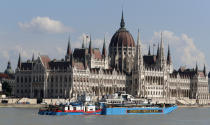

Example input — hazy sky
[0,0,209,72]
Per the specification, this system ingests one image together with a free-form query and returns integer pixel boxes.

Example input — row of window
[147,91,163,95]
[16,89,69,94]
[16,89,31,94]
[48,76,71,83]
[16,75,72,83]
[16,84,31,88]
[49,83,69,87]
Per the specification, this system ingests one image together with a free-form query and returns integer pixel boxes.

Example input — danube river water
[0,107,210,125]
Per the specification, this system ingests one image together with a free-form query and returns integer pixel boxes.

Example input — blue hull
[101,105,178,115]
[38,106,178,116]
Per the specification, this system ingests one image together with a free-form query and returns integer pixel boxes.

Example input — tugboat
[38,95,102,115]
[101,92,178,115]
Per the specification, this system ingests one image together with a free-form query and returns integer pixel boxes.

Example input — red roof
[110,28,135,48]
[40,55,51,69]
[0,73,9,78]
[93,49,102,59]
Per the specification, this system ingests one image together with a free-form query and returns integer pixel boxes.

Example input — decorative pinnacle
[120,10,125,28]
[148,45,151,55]
[67,36,71,55]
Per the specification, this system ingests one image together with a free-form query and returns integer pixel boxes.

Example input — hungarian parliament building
[14,12,210,104]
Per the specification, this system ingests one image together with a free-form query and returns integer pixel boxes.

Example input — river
[0,107,209,125]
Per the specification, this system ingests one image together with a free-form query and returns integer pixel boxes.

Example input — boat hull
[101,105,178,115]
[38,110,102,116]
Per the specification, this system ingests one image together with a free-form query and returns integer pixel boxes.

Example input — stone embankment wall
[0,98,37,104]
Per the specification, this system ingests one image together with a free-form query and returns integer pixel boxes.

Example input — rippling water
[0,107,210,125]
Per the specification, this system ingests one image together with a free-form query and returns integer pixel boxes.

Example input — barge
[38,92,177,115]
[101,92,178,115]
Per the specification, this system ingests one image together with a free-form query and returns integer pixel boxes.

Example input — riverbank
[0,103,45,108]
[178,105,210,108]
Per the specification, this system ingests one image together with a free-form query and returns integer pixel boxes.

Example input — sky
[0,0,210,72]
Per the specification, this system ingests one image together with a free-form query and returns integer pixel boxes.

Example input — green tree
[2,81,12,96]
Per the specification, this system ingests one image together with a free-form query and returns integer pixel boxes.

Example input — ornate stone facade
[14,12,209,104]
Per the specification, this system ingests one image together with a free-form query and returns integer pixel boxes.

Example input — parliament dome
[109,12,135,48]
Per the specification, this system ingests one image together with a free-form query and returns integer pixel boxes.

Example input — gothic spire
[156,43,160,59]
[137,29,141,46]
[159,32,165,67]
[120,10,125,28]
[66,36,72,56]
[203,64,206,75]
[17,53,21,69]
[195,62,198,73]
[167,44,172,65]
[134,29,143,69]
[102,36,107,57]
[160,32,164,57]
[148,45,151,55]
[32,53,34,62]
[88,35,92,56]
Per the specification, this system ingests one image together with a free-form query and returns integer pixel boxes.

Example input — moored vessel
[38,92,178,116]
[38,95,102,115]
[101,92,178,115]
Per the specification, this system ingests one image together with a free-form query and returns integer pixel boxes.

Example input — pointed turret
[88,35,92,56]
[120,10,125,28]
[167,44,172,65]
[66,37,72,56]
[134,29,143,69]
[65,36,72,61]
[159,32,165,67]
[102,36,107,57]
[156,43,160,59]
[160,32,164,58]
[32,53,34,62]
[137,29,140,46]
[17,53,21,69]
[195,62,198,73]
[203,64,206,76]
[148,45,151,55]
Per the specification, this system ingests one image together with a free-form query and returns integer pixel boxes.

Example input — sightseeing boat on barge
[100,92,178,115]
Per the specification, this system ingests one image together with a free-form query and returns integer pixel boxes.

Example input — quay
[0,103,45,108]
